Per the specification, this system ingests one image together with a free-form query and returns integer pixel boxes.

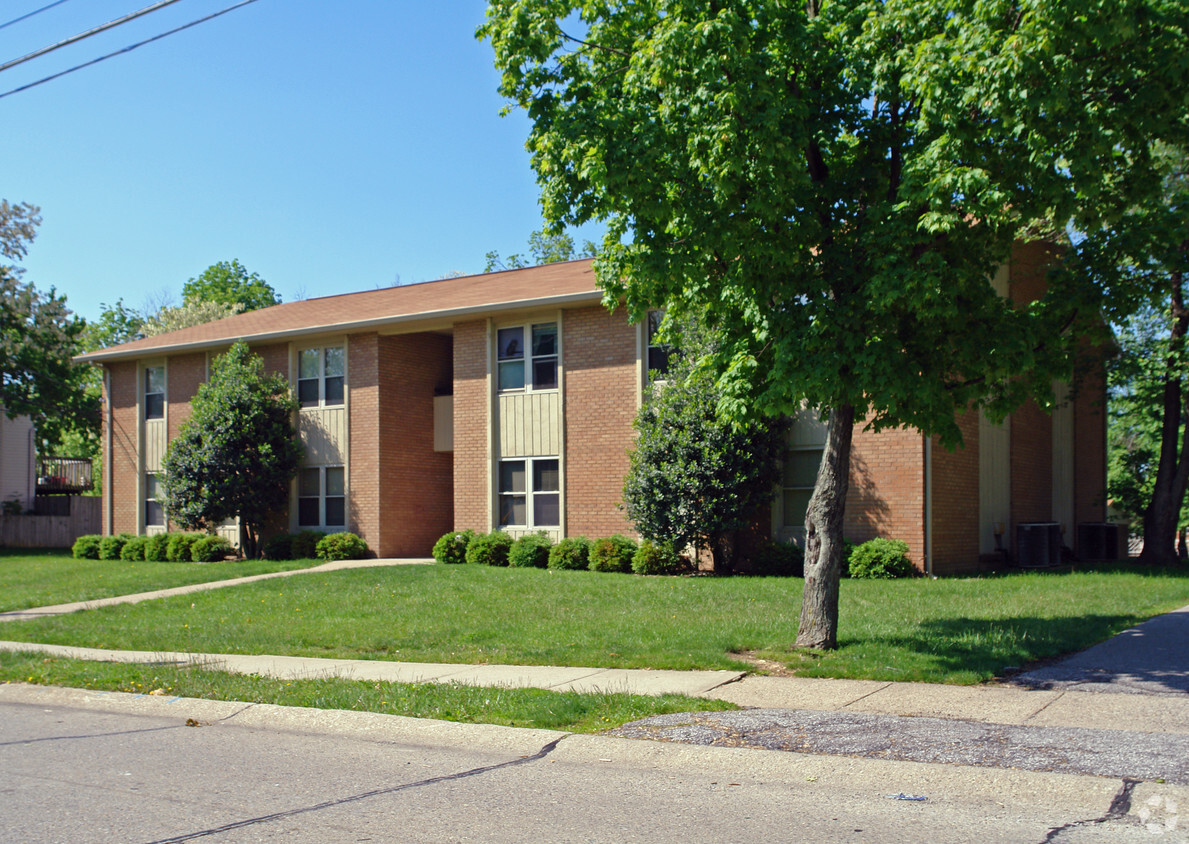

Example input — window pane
[499,461,526,494]
[323,346,345,377]
[145,393,164,420]
[325,467,345,496]
[146,366,165,394]
[324,375,344,406]
[533,493,560,526]
[298,497,320,526]
[533,459,559,492]
[325,496,346,527]
[531,323,557,357]
[647,310,664,343]
[499,494,526,526]
[298,379,319,407]
[299,468,321,497]
[784,450,822,488]
[145,474,160,499]
[299,349,320,379]
[145,500,164,527]
[648,347,670,378]
[498,360,525,390]
[497,327,524,360]
[532,358,557,390]
[783,490,813,527]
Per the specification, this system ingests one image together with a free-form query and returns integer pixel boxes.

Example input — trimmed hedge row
[71,532,234,563]
[261,530,369,561]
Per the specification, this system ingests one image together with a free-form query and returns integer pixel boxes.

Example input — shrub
[432,530,475,565]
[166,532,202,563]
[548,537,591,571]
[632,540,687,575]
[316,532,369,561]
[72,534,103,560]
[748,540,804,577]
[466,531,512,566]
[261,533,293,561]
[509,533,552,568]
[290,530,325,560]
[119,535,148,561]
[191,535,233,562]
[98,533,134,560]
[848,538,915,579]
[589,535,638,573]
[143,533,170,562]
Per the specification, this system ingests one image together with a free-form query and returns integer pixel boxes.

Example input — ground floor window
[499,457,560,528]
[145,473,164,527]
[781,448,822,534]
[299,465,345,529]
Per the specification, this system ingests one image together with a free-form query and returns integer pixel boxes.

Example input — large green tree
[181,259,279,312]
[484,229,597,272]
[482,0,1189,647]
[161,342,301,559]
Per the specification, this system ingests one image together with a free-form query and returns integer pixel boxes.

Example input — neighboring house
[77,247,1109,574]
[0,411,36,513]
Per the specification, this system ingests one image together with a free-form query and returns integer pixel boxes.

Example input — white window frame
[144,472,165,528]
[496,321,559,393]
[298,465,346,530]
[498,457,560,529]
[297,345,345,409]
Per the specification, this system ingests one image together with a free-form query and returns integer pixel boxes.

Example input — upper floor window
[144,366,165,420]
[647,310,671,380]
[298,346,345,408]
[497,322,558,391]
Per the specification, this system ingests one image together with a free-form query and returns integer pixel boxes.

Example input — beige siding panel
[506,527,560,543]
[144,419,167,472]
[788,406,828,448]
[1052,381,1075,534]
[0,414,35,510]
[216,518,241,550]
[498,392,560,458]
[434,395,453,452]
[979,411,1011,554]
[300,407,346,465]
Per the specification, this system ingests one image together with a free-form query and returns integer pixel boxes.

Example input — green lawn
[3,560,1187,683]
[0,548,324,612]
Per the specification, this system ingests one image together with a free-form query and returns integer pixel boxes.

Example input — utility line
[0,0,264,101]
[0,0,186,74]
[0,0,74,32]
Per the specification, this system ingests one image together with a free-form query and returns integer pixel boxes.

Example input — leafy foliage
[143,533,170,563]
[166,533,202,563]
[98,534,133,560]
[547,537,591,570]
[588,535,638,573]
[290,530,325,560]
[631,540,688,576]
[748,541,805,578]
[190,535,233,563]
[119,536,148,562]
[181,259,279,312]
[315,532,369,562]
[71,535,102,560]
[433,530,476,564]
[847,538,916,579]
[161,342,301,559]
[141,300,244,337]
[484,229,596,273]
[465,531,513,566]
[262,533,294,561]
[508,532,552,568]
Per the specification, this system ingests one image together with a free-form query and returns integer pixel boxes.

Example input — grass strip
[0,650,733,733]
[0,548,326,612]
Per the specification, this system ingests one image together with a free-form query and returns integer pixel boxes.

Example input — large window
[144,473,164,527]
[782,449,822,532]
[144,366,165,420]
[497,322,558,391]
[499,457,560,528]
[298,346,345,408]
[298,466,346,528]
[646,310,671,380]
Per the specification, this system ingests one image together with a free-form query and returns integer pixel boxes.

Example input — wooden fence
[0,497,101,548]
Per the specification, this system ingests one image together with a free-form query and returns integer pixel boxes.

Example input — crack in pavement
[1040,777,1139,842]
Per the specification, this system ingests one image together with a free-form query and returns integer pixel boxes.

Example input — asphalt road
[2,686,1183,843]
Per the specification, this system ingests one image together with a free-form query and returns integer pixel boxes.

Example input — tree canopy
[484,229,596,272]
[161,342,301,559]
[482,0,1189,646]
[181,259,279,312]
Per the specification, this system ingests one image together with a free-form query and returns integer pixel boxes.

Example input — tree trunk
[796,403,854,649]
[1140,265,1189,566]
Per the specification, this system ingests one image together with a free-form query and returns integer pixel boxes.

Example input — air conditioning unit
[1077,523,1121,561]
[1016,522,1061,568]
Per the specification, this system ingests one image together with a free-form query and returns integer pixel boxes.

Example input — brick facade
[348,332,381,550]
[107,361,138,536]
[844,423,926,571]
[453,320,489,533]
[930,412,982,574]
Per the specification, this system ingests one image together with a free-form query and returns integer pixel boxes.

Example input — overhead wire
[0,0,187,74]
[0,0,74,32]
[0,0,265,101]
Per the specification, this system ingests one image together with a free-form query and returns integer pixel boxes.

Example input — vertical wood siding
[498,392,561,458]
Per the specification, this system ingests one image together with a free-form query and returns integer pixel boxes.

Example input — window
[497,322,558,391]
[782,448,823,534]
[499,457,560,528]
[298,466,346,528]
[646,310,671,380]
[145,473,164,527]
[145,366,165,420]
[298,346,345,408]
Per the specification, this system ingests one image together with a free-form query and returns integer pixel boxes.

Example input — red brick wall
[377,333,454,555]
[166,353,206,444]
[253,343,290,379]
[930,411,982,575]
[563,306,638,538]
[348,333,381,551]
[844,421,926,571]
[453,320,489,532]
[107,361,138,536]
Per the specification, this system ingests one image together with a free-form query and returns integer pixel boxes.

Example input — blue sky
[2,0,598,323]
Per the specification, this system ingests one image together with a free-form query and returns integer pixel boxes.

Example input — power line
[0,0,74,32]
[0,0,264,101]
[0,0,186,75]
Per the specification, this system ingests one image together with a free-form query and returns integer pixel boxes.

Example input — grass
[2,559,1187,683]
[0,548,325,612]
[0,650,733,732]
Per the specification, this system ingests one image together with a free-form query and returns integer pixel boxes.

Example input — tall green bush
[509,533,552,568]
[72,534,102,560]
[589,535,638,573]
[466,531,513,566]
[316,532,369,562]
[433,530,475,564]
[547,537,591,570]
[848,538,915,579]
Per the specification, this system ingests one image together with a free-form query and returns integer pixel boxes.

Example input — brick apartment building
[79,250,1108,575]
